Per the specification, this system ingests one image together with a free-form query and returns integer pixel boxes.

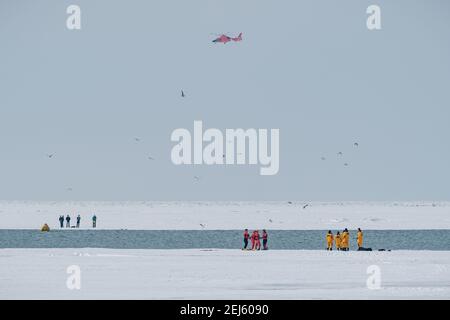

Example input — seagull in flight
[194,176,200,182]
[134,137,141,142]
[199,223,206,229]
[303,204,309,209]
[337,152,343,156]
[148,156,155,161]
[46,154,55,159]
[344,163,349,167]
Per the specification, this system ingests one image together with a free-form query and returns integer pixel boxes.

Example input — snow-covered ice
[1,248,449,299]
[0,201,449,230]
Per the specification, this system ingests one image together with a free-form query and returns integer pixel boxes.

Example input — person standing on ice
[243,229,250,250]
[326,230,334,251]
[76,215,81,228]
[65,215,71,228]
[250,230,256,250]
[342,228,349,251]
[262,230,268,250]
[357,228,363,250]
[253,230,261,250]
[92,214,97,228]
[59,215,64,228]
[335,231,342,251]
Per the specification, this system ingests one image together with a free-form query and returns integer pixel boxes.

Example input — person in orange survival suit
[335,231,342,251]
[250,230,256,250]
[342,228,349,251]
[253,230,261,251]
[357,228,364,250]
[326,230,334,251]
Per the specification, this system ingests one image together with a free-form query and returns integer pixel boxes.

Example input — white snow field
[0,249,449,299]
[0,201,449,230]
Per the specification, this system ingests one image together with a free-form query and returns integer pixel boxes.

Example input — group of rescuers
[327,228,364,251]
[40,214,97,232]
[242,229,268,250]
[241,228,364,251]
[58,214,97,229]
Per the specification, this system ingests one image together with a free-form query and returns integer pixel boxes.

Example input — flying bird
[354,142,359,147]
[321,156,326,161]
[46,154,55,159]
[344,163,349,167]
[337,152,343,156]
[148,156,155,161]
[194,176,200,182]
[269,219,273,223]
[134,137,141,142]
[199,223,206,229]
[303,204,309,209]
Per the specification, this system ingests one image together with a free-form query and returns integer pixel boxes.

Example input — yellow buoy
[41,224,50,232]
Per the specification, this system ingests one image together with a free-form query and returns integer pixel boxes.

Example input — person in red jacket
[250,230,256,250]
[262,230,268,250]
[253,230,261,251]
[243,229,250,250]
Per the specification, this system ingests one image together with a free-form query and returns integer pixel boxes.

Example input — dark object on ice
[181,90,185,98]
[288,201,293,204]
[344,163,349,167]
[354,142,359,147]
[357,247,372,251]
[303,204,309,209]
[378,249,392,252]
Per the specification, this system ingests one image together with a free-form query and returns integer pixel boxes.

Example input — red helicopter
[212,33,242,44]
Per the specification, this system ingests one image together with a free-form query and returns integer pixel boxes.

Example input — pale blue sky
[0,0,449,200]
